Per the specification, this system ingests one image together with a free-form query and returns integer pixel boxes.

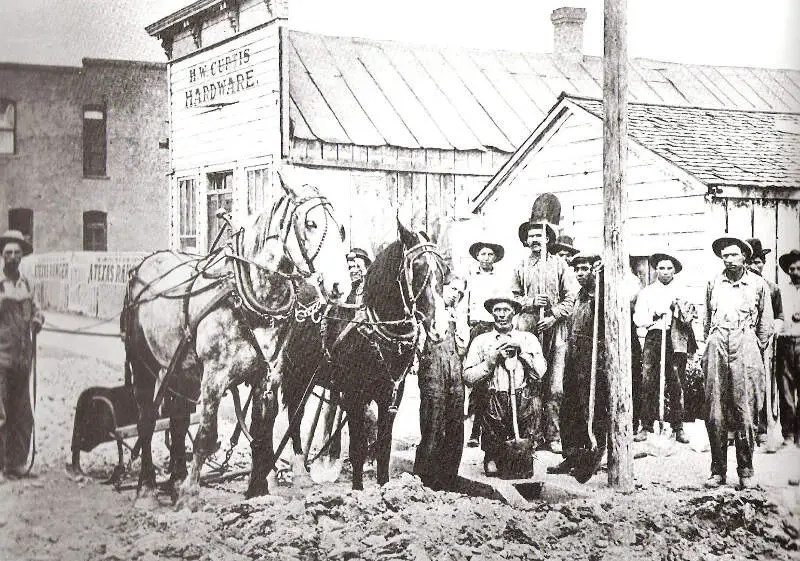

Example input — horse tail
[121,262,143,388]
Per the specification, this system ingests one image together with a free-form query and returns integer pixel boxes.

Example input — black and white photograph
[1,0,799,559]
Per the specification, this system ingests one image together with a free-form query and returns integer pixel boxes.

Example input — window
[8,208,33,243]
[83,105,107,177]
[83,211,107,251]
[247,165,271,214]
[207,171,233,251]
[178,177,198,250]
[0,99,15,154]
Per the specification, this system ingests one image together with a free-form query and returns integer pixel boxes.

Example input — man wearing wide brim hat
[550,234,579,260]
[745,238,784,451]
[0,230,44,481]
[463,294,546,477]
[701,235,774,490]
[777,249,800,448]
[633,251,695,445]
[511,193,579,454]
[463,241,507,448]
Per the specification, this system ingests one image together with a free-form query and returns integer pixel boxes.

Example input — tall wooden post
[603,0,634,490]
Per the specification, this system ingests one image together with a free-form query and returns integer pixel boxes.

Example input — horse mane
[362,238,405,316]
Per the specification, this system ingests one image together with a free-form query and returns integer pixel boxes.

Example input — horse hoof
[245,483,269,499]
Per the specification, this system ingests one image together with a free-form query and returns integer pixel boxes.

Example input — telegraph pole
[603,0,634,490]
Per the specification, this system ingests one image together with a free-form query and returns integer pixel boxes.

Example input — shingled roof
[287,30,800,153]
[569,96,800,188]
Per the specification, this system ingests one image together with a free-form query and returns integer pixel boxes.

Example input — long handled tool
[503,359,533,479]
[658,317,667,435]
[763,333,779,451]
[21,331,37,476]
[573,279,601,483]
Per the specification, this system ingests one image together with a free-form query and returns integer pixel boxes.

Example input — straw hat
[0,230,33,256]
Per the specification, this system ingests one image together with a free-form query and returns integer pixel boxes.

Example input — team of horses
[120,173,450,509]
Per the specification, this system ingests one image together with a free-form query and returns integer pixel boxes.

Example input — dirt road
[1,316,799,561]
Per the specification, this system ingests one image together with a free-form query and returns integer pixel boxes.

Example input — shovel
[763,334,780,452]
[644,312,676,457]
[573,282,602,483]
[500,359,534,479]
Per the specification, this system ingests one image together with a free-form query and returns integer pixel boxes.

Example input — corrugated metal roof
[570,97,800,188]
[287,30,800,153]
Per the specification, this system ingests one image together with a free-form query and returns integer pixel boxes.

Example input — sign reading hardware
[183,47,258,108]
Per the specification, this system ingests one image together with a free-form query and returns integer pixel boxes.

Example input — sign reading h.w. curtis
[183,47,258,108]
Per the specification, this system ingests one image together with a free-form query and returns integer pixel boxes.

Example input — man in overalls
[0,230,44,481]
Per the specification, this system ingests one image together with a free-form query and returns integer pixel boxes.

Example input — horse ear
[276,168,293,197]
[339,224,346,242]
[397,220,416,248]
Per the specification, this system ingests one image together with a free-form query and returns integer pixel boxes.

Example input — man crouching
[463,295,546,477]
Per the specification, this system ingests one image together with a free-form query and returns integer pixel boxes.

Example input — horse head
[396,221,451,344]
[246,172,351,303]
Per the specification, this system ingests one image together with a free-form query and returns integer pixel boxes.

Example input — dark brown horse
[122,177,352,510]
[280,222,450,490]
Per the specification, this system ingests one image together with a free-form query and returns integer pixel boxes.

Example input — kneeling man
[463,295,546,476]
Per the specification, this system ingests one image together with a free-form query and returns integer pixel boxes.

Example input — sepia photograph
[1,0,799,559]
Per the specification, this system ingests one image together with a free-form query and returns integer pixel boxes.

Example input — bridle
[397,238,446,320]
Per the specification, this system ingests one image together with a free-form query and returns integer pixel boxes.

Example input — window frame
[0,98,16,155]
[83,210,108,251]
[178,177,198,250]
[246,164,272,215]
[83,104,107,177]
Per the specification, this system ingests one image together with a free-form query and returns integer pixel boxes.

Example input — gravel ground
[1,321,799,561]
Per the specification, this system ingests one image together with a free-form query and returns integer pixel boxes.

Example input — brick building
[0,58,169,252]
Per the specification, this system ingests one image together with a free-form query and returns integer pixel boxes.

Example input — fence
[22,252,149,319]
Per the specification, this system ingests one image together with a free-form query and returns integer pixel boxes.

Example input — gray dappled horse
[122,177,351,510]
[281,222,451,490]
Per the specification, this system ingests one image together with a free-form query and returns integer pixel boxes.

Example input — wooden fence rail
[22,252,150,319]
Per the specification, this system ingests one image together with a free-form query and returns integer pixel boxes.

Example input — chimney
[551,7,586,63]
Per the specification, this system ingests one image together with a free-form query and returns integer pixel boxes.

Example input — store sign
[183,47,258,108]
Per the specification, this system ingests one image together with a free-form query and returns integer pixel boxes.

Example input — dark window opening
[0,98,15,154]
[83,105,107,177]
[8,208,33,244]
[83,211,107,251]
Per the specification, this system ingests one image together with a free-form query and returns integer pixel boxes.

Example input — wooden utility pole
[603,0,634,490]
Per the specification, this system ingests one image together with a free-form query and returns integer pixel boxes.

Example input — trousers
[0,363,33,472]
[640,330,687,430]
[777,335,800,442]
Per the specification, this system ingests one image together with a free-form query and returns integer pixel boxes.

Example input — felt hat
[779,249,800,275]
[745,238,771,260]
[648,252,682,274]
[712,236,752,260]
[483,294,522,314]
[346,247,372,267]
[0,230,33,256]
[550,234,579,257]
[468,241,505,263]
[570,252,601,266]
[518,193,561,245]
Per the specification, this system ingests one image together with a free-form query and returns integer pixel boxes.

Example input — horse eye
[305,219,317,229]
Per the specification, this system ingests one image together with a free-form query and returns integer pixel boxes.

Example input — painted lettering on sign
[183,47,258,108]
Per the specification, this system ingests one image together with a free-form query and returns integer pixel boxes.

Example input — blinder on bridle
[398,234,447,318]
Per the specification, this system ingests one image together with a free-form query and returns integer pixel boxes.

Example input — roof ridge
[564,94,800,116]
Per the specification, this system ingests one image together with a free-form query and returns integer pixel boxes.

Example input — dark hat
[483,294,522,314]
[0,230,33,256]
[469,241,505,263]
[518,193,561,245]
[712,236,752,260]
[570,252,601,266]
[745,238,771,260]
[346,247,372,267]
[648,252,682,274]
[550,234,579,257]
[779,249,800,274]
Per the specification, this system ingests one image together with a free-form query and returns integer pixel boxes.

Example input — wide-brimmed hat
[346,247,372,267]
[745,238,771,260]
[779,249,800,274]
[712,236,752,260]
[0,230,33,256]
[483,295,522,314]
[550,234,579,257]
[570,252,601,266]
[518,193,561,246]
[648,252,682,274]
[469,241,505,263]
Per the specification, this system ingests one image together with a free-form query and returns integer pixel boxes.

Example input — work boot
[673,428,690,444]
[547,456,577,475]
[703,474,725,489]
[738,476,756,490]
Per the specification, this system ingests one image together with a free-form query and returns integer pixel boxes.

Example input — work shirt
[465,266,505,325]
[510,254,578,322]
[703,269,773,347]
[0,271,43,369]
[633,278,687,332]
[782,283,800,337]
[463,329,546,392]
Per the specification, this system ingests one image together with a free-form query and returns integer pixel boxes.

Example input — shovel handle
[587,282,599,451]
[508,363,522,441]
[658,317,667,430]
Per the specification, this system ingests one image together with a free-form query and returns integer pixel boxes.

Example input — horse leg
[177,369,226,511]
[166,397,191,501]
[376,384,403,486]
[345,397,367,491]
[133,374,159,510]
[246,376,277,498]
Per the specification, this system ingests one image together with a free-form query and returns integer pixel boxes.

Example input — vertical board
[753,199,778,283]
[396,172,413,229]
[776,200,800,291]
[725,198,753,238]
[411,172,427,232]
[426,174,443,240]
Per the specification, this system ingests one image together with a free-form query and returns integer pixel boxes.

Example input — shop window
[0,99,15,154]
[178,178,198,250]
[207,171,233,251]
[8,208,33,243]
[83,211,107,251]
[83,105,107,177]
[247,165,271,214]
